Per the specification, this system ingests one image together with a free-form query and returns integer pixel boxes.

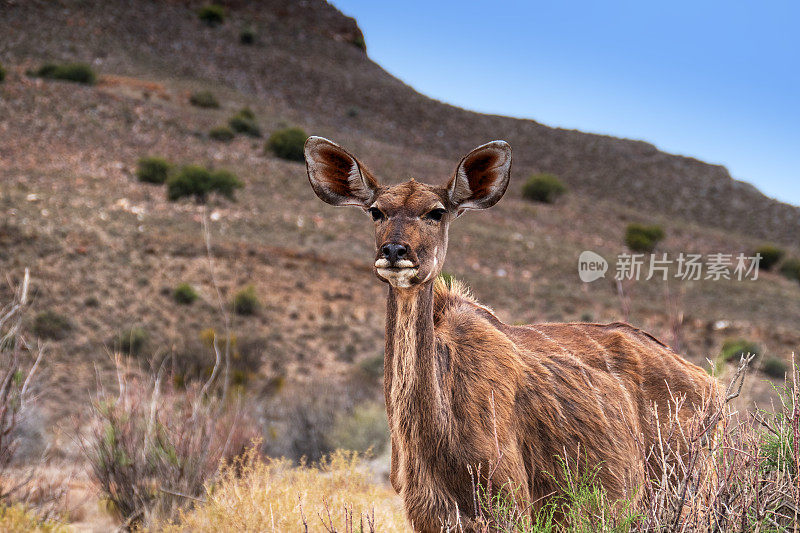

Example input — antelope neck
[385,281,447,442]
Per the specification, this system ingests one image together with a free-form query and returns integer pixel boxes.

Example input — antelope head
[304,137,512,289]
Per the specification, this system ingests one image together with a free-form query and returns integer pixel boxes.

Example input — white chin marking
[377,268,419,288]
[374,258,415,269]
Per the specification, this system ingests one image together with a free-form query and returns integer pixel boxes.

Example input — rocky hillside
[2,0,798,244]
[1,0,799,438]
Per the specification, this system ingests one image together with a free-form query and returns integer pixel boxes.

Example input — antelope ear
[304,136,380,207]
[447,140,511,212]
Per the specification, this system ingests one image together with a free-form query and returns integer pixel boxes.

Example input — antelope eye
[425,208,446,222]
[368,207,385,221]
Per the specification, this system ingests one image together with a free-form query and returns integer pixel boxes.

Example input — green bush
[173,283,198,305]
[117,327,148,356]
[228,109,261,137]
[754,245,785,271]
[32,310,72,340]
[189,90,219,108]
[239,27,256,45]
[236,107,255,120]
[0,64,5,82]
[266,127,307,162]
[720,338,761,363]
[624,223,665,253]
[166,165,243,203]
[209,126,235,142]
[208,169,243,199]
[232,286,259,316]
[198,4,225,27]
[779,258,800,282]
[762,357,788,379]
[521,173,566,203]
[32,62,96,84]
[326,403,387,454]
[136,156,171,184]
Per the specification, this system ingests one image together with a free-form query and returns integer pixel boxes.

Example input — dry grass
[156,448,407,532]
[0,504,68,533]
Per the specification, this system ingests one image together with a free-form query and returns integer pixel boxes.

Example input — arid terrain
[1,0,799,530]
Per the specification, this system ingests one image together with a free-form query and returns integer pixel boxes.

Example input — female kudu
[304,136,719,532]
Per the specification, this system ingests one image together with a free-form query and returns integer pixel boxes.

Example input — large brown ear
[304,136,380,207]
[447,140,511,212]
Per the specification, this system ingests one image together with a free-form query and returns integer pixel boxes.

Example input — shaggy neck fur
[385,281,448,437]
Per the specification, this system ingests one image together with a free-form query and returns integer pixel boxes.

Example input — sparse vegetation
[116,326,148,356]
[31,62,96,84]
[136,156,172,185]
[81,359,257,528]
[266,127,307,162]
[232,286,259,315]
[720,338,761,363]
[32,310,71,340]
[624,223,665,253]
[759,374,798,478]
[173,283,198,305]
[166,165,243,203]
[754,244,785,271]
[208,125,234,142]
[239,27,256,45]
[522,173,567,204]
[228,108,261,137]
[189,90,219,108]
[197,4,225,27]
[779,257,800,282]
[1,271,62,520]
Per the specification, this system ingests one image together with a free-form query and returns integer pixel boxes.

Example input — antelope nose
[381,243,408,264]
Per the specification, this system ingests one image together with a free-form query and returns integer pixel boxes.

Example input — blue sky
[330,0,799,206]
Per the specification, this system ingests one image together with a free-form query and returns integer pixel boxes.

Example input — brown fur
[304,137,721,532]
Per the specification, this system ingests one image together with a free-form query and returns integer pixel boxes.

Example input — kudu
[304,137,720,531]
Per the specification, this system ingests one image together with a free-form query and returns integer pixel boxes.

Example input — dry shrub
[156,448,406,532]
[79,356,258,529]
[259,376,381,463]
[1,271,68,524]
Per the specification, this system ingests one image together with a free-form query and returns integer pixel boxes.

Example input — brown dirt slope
[2,0,798,244]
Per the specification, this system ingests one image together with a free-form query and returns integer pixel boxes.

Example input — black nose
[381,243,408,264]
